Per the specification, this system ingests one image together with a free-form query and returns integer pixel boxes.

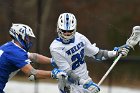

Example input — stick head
[126,26,140,49]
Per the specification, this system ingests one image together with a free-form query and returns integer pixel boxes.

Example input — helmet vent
[66,17,69,20]
[72,20,74,23]
[61,20,63,23]
[66,14,69,21]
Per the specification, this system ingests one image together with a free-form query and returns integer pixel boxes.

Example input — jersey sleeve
[82,35,100,57]
[6,50,30,69]
[50,49,71,71]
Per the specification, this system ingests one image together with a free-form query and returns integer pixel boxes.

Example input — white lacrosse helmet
[57,13,77,44]
[9,23,35,51]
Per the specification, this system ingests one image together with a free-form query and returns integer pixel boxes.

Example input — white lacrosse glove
[114,45,130,57]
[51,68,67,80]
[80,78,100,93]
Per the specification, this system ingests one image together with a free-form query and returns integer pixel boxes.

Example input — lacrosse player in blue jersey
[0,23,67,93]
[49,13,129,93]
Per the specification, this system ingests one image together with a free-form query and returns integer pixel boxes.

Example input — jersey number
[71,49,84,70]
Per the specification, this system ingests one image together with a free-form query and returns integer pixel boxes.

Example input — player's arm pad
[28,52,38,63]
[94,49,117,61]
[28,68,37,81]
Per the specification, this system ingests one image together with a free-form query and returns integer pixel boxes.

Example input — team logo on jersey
[66,42,84,55]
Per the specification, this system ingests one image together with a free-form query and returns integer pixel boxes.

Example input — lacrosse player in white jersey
[49,13,129,93]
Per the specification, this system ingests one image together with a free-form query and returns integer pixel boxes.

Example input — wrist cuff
[108,51,117,58]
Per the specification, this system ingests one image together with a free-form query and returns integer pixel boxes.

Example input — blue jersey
[0,41,30,92]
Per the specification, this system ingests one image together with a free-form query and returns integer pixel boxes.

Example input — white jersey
[50,32,99,80]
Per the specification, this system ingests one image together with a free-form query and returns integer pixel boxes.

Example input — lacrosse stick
[98,54,122,86]
[98,26,140,86]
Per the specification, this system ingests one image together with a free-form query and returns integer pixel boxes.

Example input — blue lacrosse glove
[51,68,67,79]
[82,78,100,93]
[114,44,130,57]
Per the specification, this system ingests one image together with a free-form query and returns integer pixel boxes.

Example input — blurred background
[0,0,140,93]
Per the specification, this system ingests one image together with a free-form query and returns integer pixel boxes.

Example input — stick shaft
[98,54,122,86]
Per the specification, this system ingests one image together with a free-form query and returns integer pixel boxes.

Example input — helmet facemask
[57,27,76,43]
[18,35,34,51]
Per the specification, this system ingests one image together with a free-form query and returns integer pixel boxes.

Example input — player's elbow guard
[94,50,116,61]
